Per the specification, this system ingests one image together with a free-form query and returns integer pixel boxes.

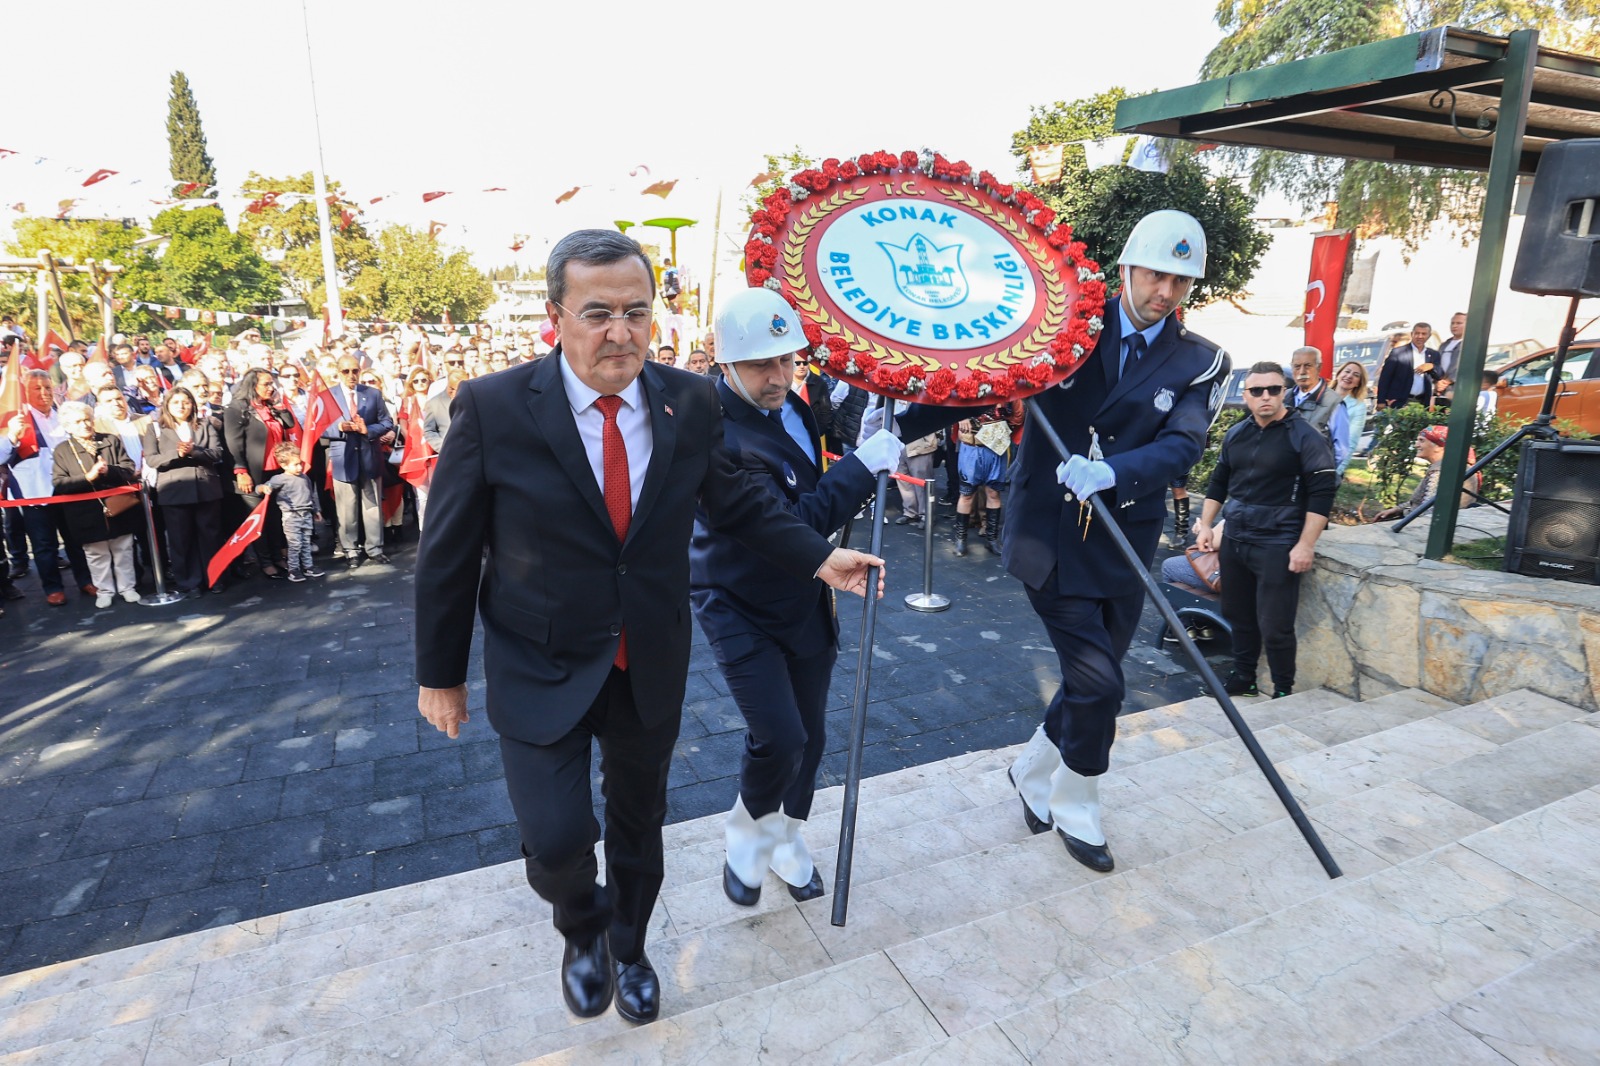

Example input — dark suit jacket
[223,400,297,485]
[143,421,224,505]
[1376,345,1438,409]
[690,376,876,658]
[413,351,838,746]
[899,310,1229,599]
[320,383,393,483]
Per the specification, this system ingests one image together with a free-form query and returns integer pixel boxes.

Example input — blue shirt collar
[1117,301,1166,349]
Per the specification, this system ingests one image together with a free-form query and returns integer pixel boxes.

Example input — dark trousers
[161,500,221,592]
[1220,538,1303,691]
[1025,578,1145,777]
[498,668,680,964]
[20,505,91,594]
[4,505,28,574]
[711,613,836,821]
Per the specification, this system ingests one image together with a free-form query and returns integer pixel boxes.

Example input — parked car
[1490,338,1600,433]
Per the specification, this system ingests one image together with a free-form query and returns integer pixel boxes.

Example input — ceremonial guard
[896,210,1229,872]
[690,287,905,906]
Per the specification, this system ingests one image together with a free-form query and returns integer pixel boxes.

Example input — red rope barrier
[0,485,141,510]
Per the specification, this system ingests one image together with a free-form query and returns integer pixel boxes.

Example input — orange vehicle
[1490,338,1600,433]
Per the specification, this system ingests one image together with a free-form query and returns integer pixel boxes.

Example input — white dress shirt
[11,408,66,500]
[558,356,652,512]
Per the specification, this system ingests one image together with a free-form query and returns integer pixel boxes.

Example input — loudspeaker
[1510,139,1600,298]
[1504,440,1600,584]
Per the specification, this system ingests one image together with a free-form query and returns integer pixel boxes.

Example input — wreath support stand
[1023,399,1343,880]
[831,399,895,926]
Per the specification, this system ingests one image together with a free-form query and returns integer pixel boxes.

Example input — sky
[4,0,1229,300]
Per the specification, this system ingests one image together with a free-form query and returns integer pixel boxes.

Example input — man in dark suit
[414,230,883,1026]
[321,354,393,565]
[1376,322,1438,409]
[421,368,464,452]
[894,211,1229,874]
[1433,311,1467,407]
[690,286,902,908]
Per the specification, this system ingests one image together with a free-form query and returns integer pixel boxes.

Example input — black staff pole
[832,398,894,924]
[1023,398,1342,880]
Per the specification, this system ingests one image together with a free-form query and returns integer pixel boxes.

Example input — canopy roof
[1115,26,1600,171]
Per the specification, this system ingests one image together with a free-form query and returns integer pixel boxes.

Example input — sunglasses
[1245,385,1285,397]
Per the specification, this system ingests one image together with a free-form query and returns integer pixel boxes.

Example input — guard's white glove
[858,403,899,440]
[1056,456,1116,497]
[853,428,906,474]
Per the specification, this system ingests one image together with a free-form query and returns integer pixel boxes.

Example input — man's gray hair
[547,229,655,307]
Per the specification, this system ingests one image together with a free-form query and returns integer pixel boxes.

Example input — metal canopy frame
[1116,25,1600,559]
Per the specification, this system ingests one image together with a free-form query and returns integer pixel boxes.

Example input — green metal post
[1426,28,1539,560]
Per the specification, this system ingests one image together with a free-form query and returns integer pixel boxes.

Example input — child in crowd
[261,442,324,582]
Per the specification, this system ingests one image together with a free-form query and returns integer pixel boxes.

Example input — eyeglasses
[552,301,652,329]
[1245,385,1285,397]
[339,368,361,376]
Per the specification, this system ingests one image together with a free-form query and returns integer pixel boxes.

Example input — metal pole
[905,479,949,613]
[832,398,894,925]
[1426,27,1538,560]
[1024,398,1342,879]
[137,487,185,606]
[301,0,343,340]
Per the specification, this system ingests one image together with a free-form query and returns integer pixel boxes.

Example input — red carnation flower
[1033,208,1056,229]
[750,268,771,285]
[840,161,859,180]
[900,150,919,169]
[988,374,1015,400]
[923,368,956,404]
[954,375,983,400]
[854,351,879,375]
[803,322,823,347]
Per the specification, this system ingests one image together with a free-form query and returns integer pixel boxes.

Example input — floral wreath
[744,148,1106,404]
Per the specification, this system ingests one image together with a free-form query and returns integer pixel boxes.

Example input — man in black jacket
[1196,361,1337,698]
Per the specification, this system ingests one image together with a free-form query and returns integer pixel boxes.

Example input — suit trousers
[1220,538,1302,692]
[332,477,384,557]
[160,501,221,592]
[710,607,837,822]
[1025,576,1145,777]
[498,667,680,964]
[20,505,91,594]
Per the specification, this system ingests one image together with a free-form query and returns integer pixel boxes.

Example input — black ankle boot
[982,506,1002,555]
[1173,496,1191,544]
[952,512,969,556]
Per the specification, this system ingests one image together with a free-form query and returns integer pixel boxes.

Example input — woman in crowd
[1332,360,1370,479]
[224,368,297,578]
[51,401,143,608]
[144,386,224,598]
[399,366,436,529]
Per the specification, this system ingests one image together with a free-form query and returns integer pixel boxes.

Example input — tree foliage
[365,225,493,324]
[166,71,217,197]
[119,207,282,332]
[235,172,379,316]
[2,218,157,337]
[1009,88,1271,307]
[1202,1,1600,251]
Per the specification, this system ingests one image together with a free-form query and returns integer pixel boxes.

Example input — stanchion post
[137,487,185,606]
[904,480,949,613]
[832,399,894,926]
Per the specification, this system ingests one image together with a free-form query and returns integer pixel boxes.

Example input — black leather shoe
[614,954,659,1024]
[369,552,391,565]
[723,861,761,906]
[1057,828,1115,873]
[786,869,825,902]
[1006,769,1051,835]
[0,583,22,601]
[347,555,364,569]
[561,934,614,1018]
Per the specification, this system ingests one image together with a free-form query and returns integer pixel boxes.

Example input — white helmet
[713,287,808,364]
[1117,210,1207,279]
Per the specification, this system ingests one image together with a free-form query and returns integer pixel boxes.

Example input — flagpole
[301,0,343,342]
[706,188,722,328]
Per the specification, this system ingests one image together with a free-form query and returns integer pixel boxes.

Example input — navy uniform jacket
[690,375,876,659]
[413,354,836,746]
[900,308,1229,599]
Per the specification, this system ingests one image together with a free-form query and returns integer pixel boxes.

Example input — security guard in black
[1199,360,1336,696]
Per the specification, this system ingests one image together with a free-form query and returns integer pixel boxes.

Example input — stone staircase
[3,687,1598,1065]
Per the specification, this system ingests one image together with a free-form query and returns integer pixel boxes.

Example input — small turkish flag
[82,168,118,187]
[422,191,450,203]
[554,187,581,204]
[428,221,446,241]
[641,179,678,198]
[208,495,271,588]
[299,369,341,466]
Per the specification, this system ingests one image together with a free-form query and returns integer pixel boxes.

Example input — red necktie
[595,395,630,669]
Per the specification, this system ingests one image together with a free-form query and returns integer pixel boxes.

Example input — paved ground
[0,495,1227,977]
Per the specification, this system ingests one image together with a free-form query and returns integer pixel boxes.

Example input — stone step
[0,689,1448,1058]
[5,690,1585,1065]
[223,694,1572,1066]
[0,688,1342,1021]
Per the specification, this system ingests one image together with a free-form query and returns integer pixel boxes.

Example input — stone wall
[1293,509,1600,711]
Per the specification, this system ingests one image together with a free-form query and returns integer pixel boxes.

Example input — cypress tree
[166,71,217,198]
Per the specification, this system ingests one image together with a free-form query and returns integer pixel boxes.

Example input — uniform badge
[1058,376,1076,391]
[1153,387,1174,413]
[769,314,790,337]
[782,461,797,488]
[1173,239,1192,260]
